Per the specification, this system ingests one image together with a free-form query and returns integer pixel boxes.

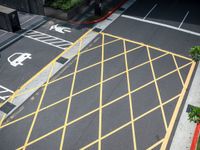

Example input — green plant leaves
[189,46,200,62]
[188,105,200,123]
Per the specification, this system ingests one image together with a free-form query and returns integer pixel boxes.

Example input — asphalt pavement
[0,0,199,150]
[0,12,88,102]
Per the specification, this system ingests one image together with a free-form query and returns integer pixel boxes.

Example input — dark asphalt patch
[68,85,100,122]
[63,112,99,150]
[0,116,34,150]
[157,72,182,102]
[175,56,191,67]
[78,47,101,70]
[104,40,124,59]
[129,63,154,90]
[102,96,130,135]
[93,27,102,32]
[180,65,191,83]
[125,41,142,51]
[73,64,101,93]
[132,83,159,118]
[28,130,62,150]
[135,108,165,150]
[149,47,165,59]
[153,143,161,150]
[103,55,126,80]
[102,125,134,150]
[29,100,68,141]
[56,57,68,64]
[153,55,176,78]
[41,75,73,108]
[0,102,15,114]
[104,17,200,57]
[102,73,128,105]
[163,98,178,126]
[126,46,149,69]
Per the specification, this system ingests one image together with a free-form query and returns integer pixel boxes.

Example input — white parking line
[23,30,73,50]
[0,85,14,102]
[21,15,38,25]
[0,32,8,38]
[178,11,189,29]
[121,14,200,36]
[143,4,157,20]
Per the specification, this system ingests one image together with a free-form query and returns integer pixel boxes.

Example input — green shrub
[49,0,83,11]
[189,46,200,62]
[188,105,200,123]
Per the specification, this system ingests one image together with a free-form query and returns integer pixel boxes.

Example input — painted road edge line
[121,14,200,37]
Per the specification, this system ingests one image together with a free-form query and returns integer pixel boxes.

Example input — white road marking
[178,11,189,29]
[24,30,73,50]
[49,24,71,34]
[0,85,14,102]
[121,14,200,36]
[143,4,157,20]
[0,19,47,50]
[21,15,38,25]
[7,52,32,67]
[0,32,8,38]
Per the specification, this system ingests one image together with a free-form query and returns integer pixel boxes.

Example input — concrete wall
[0,0,44,15]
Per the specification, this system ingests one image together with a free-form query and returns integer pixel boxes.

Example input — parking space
[0,1,199,150]
[0,30,195,150]
[123,0,200,32]
[0,14,88,103]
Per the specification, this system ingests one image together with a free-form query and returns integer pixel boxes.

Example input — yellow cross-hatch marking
[0,30,195,150]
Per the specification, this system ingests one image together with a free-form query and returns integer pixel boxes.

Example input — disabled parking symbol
[49,24,71,34]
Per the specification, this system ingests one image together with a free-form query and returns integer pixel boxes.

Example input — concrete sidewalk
[170,62,200,150]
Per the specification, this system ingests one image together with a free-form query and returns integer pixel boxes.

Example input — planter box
[0,0,44,15]
[0,5,21,32]
[191,123,200,150]
[44,0,93,20]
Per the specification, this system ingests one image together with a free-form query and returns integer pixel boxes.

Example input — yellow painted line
[156,62,192,81]
[146,138,164,150]
[81,94,180,150]
[17,91,181,150]
[172,55,184,86]
[161,61,196,149]
[123,40,137,150]
[2,31,195,150]
[134,94,180,122]
[1,58,190,130]
[59,39,82,150]
[101,32,192,61]
[15,45,144,98]
[98,33,104,150]
[148,45,192,61]
[80,38,120,55]
[0,29,92,120]
[22,62,55,150]
[81,121,132,150]
[17,108,98,150]
[146,46,168,130]
[0,29,92,127]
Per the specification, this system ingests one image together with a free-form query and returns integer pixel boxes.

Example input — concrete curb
[170,63,200,150]
[0,0,135,121]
